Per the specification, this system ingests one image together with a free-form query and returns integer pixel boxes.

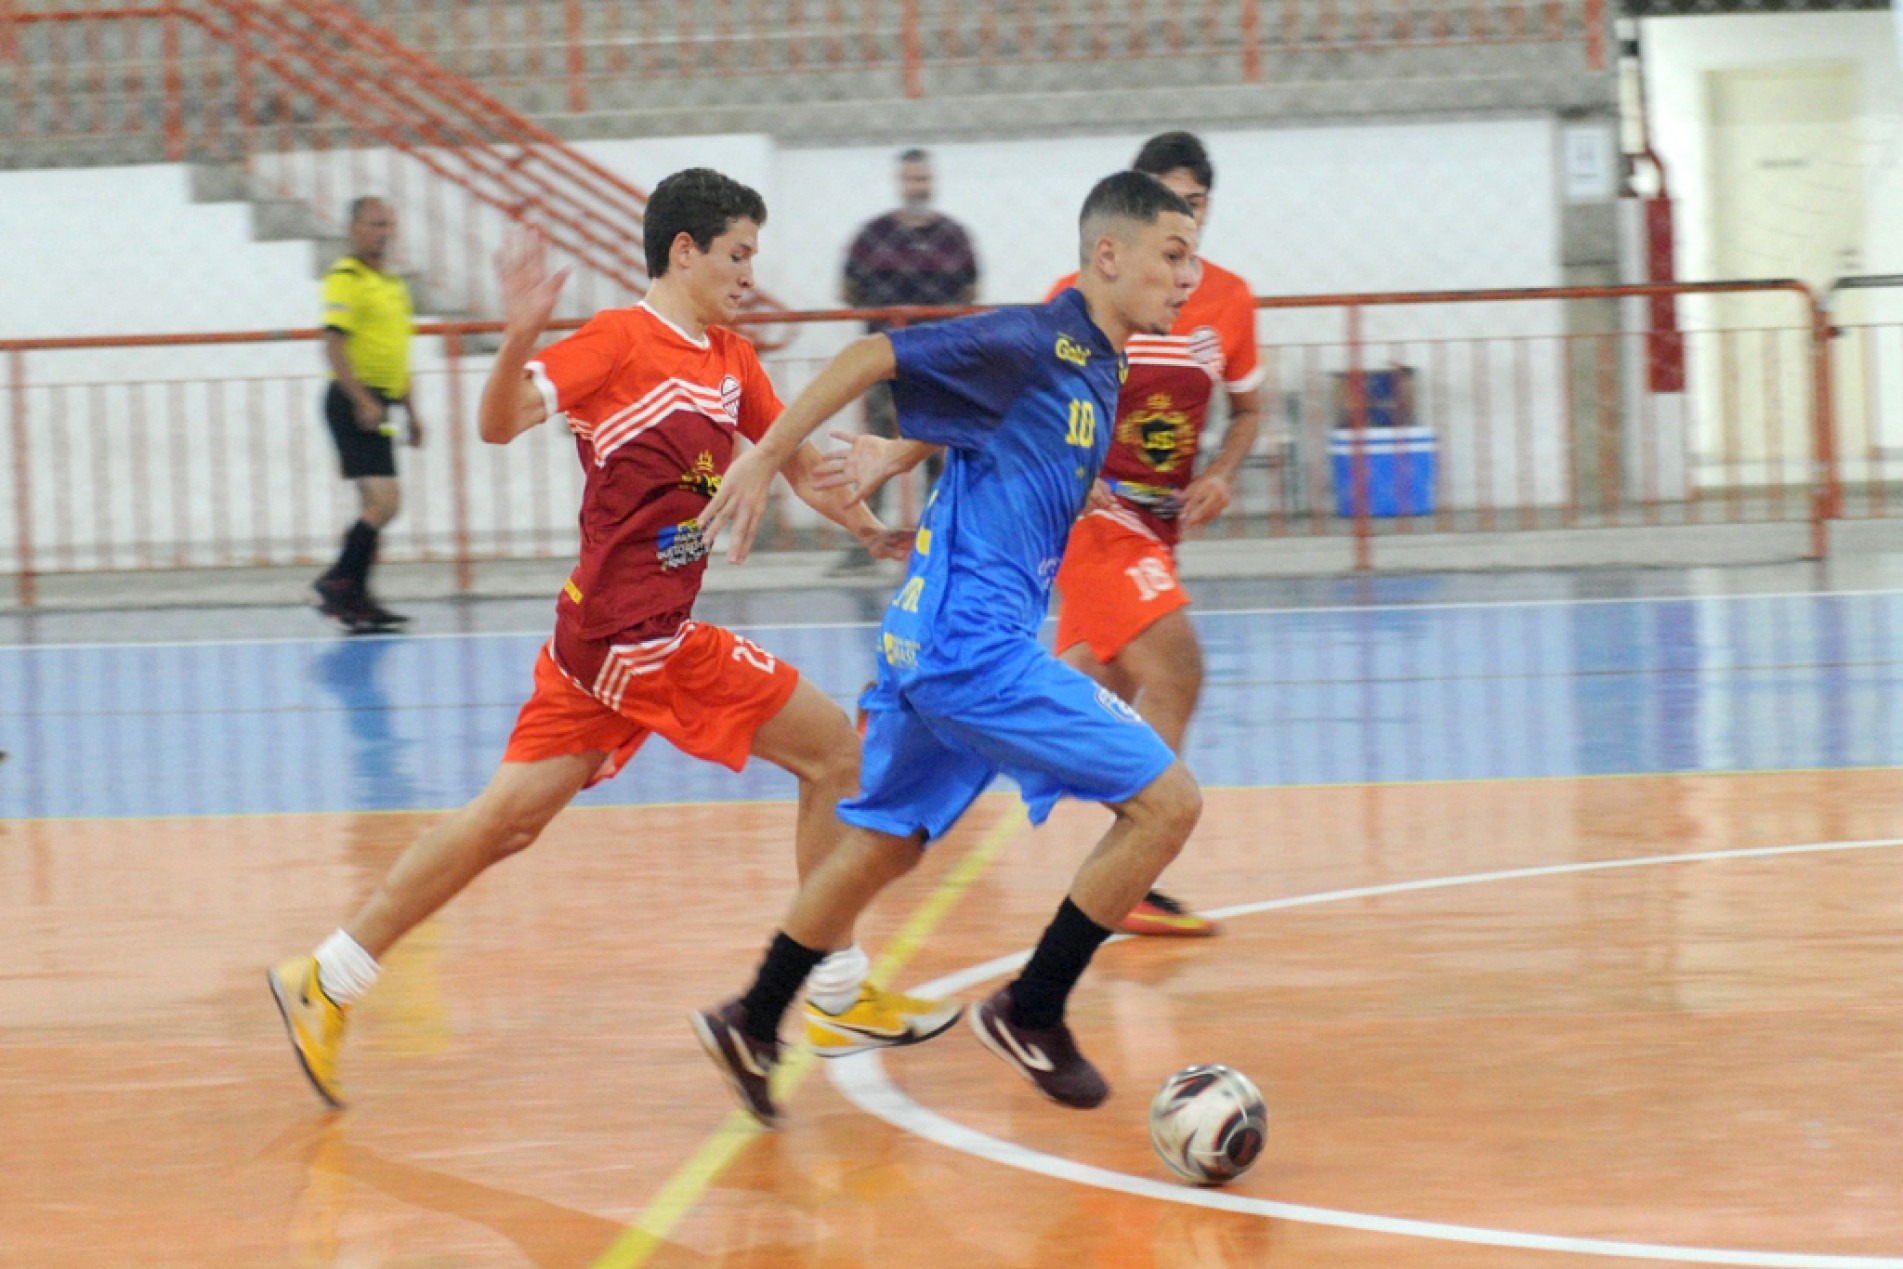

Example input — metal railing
[1,3,784,324]
[0,280,1841,606]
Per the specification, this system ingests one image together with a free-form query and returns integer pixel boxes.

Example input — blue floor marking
[4,593,1901,820]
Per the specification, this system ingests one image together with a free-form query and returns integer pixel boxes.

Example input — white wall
[1643,12,1903,478]
[1642,11,1903,293]
[0,117,1568,573]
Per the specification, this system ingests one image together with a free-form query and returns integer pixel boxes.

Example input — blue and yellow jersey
[321,256,413,398]
[880,287,1123,668]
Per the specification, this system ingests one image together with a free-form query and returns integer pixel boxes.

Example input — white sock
[313,929,380,1007]
[805,943,870,1015]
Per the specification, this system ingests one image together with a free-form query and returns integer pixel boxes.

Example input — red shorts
[502,621,801,788]
[1053,510,1191,663]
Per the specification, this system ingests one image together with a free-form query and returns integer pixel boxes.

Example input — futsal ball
[1147,1064,1268,1185]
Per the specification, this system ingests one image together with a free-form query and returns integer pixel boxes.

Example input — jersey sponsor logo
[1095,684,1145,725]
[882,632,920,669]
[1105,478,1181,519]
[679,450,722,498]
[655,518,709,569]
[1118,392,1194,474]
[720,374,742,424]
[1054,334,1092,368]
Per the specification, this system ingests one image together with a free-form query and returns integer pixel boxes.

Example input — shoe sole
[806,1003,965,1058]
[1117,919,1219,938]
[689,1010,780,1129]
[267,969,346,1111]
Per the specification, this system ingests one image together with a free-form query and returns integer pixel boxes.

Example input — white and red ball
[1147,1063,1268,1185]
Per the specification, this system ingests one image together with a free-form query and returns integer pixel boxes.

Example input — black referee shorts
[323,381,401,479]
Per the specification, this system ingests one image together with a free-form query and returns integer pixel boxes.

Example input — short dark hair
[1078,170,1194,251]
[347,195,387,224]
[643,168,767,279]
[898,147,929,165]
[1132,131,1214,192]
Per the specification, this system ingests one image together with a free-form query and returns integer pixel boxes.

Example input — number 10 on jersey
[1066,399,1097,448]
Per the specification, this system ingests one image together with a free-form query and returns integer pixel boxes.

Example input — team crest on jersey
[655,518,709,569]
[1189,325,1225,377]
[679,450,722,498]
[719,375,741,424]
[1095,685,1144,725]
[1118,392,1193,473]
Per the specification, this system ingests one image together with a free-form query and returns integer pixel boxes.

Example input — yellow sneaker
[269,956,350,1109]
[804,982,963,1058]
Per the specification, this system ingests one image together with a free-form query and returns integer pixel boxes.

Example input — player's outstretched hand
[1178,472,1233,531]
[495,227,570,336]
[701,444,777,563]
[1085,479,1116,514]
[813,430,905,506]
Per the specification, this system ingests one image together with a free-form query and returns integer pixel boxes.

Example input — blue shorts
[838,633,1177,842]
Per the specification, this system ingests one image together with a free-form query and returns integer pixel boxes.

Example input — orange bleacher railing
[2,3,790,326]
[1,282,1845,608]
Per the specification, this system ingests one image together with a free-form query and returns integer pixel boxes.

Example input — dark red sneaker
[969,986,1109,1109]
[310,576,358,626]
[352,595,410,631]
[691,998,783,1128]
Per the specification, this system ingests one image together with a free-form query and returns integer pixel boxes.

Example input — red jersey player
[269,169,959,1111]
[1048,133,1262,938]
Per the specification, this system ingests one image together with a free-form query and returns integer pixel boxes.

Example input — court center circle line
[829,835,1903,1268]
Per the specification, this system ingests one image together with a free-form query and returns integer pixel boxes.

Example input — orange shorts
[501,621,801,788]
[1053,510,1190,663]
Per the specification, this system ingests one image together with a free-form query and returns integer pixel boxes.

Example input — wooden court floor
[8,771,1903,1267]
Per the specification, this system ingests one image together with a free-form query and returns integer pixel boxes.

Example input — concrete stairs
[186,162,476,328]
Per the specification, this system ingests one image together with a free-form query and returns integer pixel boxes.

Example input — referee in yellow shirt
[312,196,422,632]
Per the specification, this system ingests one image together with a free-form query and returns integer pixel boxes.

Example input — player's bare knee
[1144,761,1202,847]
[472,793,553,862]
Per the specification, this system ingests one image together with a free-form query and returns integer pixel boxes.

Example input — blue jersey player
[693,172,1203,1123]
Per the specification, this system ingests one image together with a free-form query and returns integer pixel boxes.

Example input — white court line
[830,835,1903,1268]
[3,586,1902,654]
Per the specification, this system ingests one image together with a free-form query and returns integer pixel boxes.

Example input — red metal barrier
[1249,279,1832,566]
[0,282,1839,606]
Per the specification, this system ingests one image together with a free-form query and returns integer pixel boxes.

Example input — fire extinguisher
[1644,170,1685,394]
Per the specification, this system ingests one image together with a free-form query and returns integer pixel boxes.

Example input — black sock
[738,931,827,1044]
[330,520,379,589]
[1010,897,1113,1031]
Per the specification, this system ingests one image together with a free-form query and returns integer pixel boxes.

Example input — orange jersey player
[1048,133,1263,938]
[268,169,959,1113]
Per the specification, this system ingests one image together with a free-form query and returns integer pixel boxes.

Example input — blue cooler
[1329,426,1437,517]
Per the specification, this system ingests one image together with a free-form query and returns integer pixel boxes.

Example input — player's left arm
[783,442,913,561]
[702,334,898,563]
[1179,385,1261,531]
[1180,279,1265,531]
